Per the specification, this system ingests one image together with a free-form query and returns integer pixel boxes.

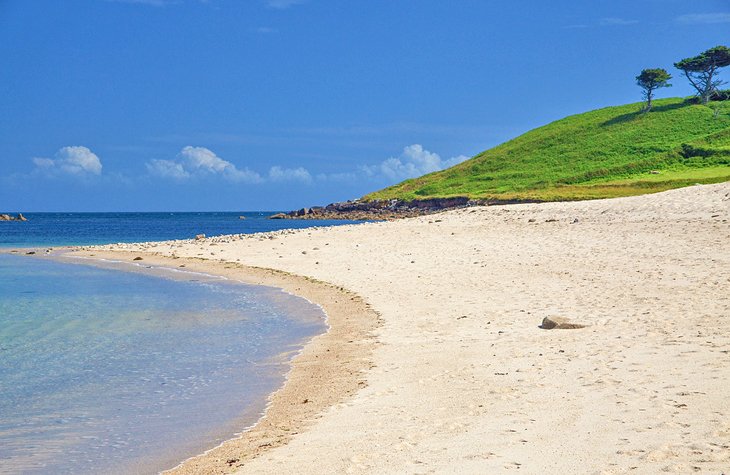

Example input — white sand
[99,183,730,474]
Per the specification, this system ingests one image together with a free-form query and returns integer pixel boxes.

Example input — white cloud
[676,12,730,24]
[181,146,262,182]
[266,0,305,9]
[146,159,190,180]
[268,166,313,183]
[442,154,470,168]
[599,17,639,26]
[32,157,56,169]
[146,146,262,183]
[32,146,103,176]
[362,144,470,181]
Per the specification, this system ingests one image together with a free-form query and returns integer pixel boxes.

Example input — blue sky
[1,0,728,211]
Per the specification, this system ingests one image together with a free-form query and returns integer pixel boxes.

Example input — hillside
[364,98,730,202]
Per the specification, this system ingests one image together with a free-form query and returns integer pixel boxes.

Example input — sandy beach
[79,182,729,474]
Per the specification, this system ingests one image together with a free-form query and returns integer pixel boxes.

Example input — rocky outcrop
[0,213,27,222]
[269,197,541,221]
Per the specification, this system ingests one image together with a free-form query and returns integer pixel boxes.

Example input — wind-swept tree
[636,68,672,111]
[674,45,730,104]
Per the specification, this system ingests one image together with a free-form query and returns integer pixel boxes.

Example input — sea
[0,212,360,474]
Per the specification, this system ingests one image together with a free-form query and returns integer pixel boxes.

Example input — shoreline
[3,182,728,473]
[56,249,382,474]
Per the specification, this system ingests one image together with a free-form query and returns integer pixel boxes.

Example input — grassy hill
[364,98,730,202]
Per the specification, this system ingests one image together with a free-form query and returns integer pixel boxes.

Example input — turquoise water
[0,253,326,474]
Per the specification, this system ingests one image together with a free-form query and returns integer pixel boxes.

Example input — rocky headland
[269,197,540,221]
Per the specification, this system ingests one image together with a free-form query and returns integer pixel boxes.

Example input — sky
[0,0,728,211]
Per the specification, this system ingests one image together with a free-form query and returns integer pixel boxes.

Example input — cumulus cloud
[32,146,103,176]
[676,13,730,24]
[362,144,470,181]
[145,159,190,181]
[146,146,263,183]
[268,166,313,183]
[181,146,262,182]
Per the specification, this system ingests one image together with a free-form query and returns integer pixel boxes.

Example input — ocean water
[0,211,359,248]
[0,214,350,474]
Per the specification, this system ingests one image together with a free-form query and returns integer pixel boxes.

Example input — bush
[710,89,730,101]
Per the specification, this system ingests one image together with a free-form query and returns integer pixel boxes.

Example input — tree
[674,45,730,104]
[636,68,672,110]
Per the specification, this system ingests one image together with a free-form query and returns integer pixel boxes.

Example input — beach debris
[539,316,587,330]
[226,458,239,466]
[133,256,143,261]
[195,233,206,240]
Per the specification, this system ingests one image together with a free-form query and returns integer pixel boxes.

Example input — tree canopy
[675,45,730,104]
[636,68,672,110]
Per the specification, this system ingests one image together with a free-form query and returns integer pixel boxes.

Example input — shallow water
[0,254,326,474]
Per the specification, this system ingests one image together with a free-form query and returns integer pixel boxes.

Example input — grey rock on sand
[539,316,587,329]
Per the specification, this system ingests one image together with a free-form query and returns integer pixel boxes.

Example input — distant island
[0,213,27,222]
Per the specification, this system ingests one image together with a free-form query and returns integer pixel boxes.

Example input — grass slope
[365,98,730,202]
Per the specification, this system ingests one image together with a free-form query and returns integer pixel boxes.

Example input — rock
[0,213,27,222]
[195,234,206,240]
[269,213,288,219]
[133,256,143,261]
[238,215,246,220]
[540,316,586,330]
[295,208,311,217]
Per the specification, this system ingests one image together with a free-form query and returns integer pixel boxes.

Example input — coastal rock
[540,316,587,330]
[0,213,28,222]
[195,234,206,240]
[270,196,542,221]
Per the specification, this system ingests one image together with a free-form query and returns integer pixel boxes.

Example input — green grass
[364,98,730,202]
